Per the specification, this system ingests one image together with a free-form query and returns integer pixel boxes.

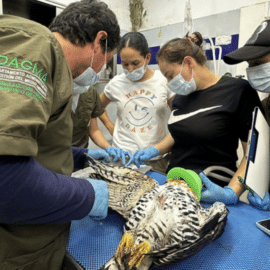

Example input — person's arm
[89,115,133,165]
[89,116,111,149]
[127,133,175,167]
[99,92,115,136]
[154,133,175,155]
[71,146,88,170]
[0,155,96,224]
[228,141,247,198]
[99,110,115,136]
[200,141,247,204]
[100,92,112,108]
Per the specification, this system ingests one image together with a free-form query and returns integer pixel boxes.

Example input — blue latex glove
[200,172,238,204]
[86,178,109,220]
[87,149,110,163]
[247,191,270,211]
[105,147,132,165]
[127,147,159,168]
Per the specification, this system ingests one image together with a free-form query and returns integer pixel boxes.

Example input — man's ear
[93,30,108,53]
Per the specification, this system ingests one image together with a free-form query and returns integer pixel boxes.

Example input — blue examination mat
[67,171,270,270]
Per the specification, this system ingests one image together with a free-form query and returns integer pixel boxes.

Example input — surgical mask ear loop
[143,58,147,70]
[179,60,184,76]
[181,60,194,82]
[90,51,94,68]
[190,68,194,81]
[91,38,107,72]
[104,38,107,65]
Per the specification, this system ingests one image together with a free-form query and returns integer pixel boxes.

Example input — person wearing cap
[222,19,270,211]
[0,1,120,269]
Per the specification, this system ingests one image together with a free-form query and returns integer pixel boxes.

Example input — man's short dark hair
[49,0,120,53]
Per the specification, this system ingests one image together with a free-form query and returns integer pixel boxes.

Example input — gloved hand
[87,149,110,163]
[200,172,238,204]
[86,178,109,220]
[247,191,270,211]
[127,147,159,168]
[105,147,132,165]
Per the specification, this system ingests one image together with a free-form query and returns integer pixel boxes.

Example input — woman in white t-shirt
[99,32,175,173]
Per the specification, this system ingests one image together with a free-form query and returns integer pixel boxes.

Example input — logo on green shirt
[0,55,48,84]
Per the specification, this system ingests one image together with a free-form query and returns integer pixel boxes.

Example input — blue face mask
[246,62,270,93]
[73,39,107,87]
[123,60,146,81]
[73,66,99,86]
[167,63,197,95]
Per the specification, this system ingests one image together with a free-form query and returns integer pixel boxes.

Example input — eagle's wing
[149,202,229,268]
[72,156,159,219]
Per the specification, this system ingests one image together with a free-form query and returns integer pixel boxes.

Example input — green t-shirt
[0,15,74,175]
[72,86,104,148]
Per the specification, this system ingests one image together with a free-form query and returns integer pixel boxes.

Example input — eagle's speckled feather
[72,157,229,270]
[72,156,159,219]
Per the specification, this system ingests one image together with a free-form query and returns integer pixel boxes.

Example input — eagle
[72,157,229,270]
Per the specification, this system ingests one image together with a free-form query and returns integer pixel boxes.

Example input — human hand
[200,172,238,204]
[87,149,110,163]
[127,147,159,168]
[86,178,109,220]
[105,147,132,165]
[247,191,270,211]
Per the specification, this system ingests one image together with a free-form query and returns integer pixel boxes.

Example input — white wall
[102,0,132,33]
[30,0,270,33]
[142,0,270,31]
[37,0,132,32]
[2,0,269,32]
[138,0,270,78]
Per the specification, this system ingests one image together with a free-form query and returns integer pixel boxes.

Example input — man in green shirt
[0,0,120,269]
[72,85,105,148]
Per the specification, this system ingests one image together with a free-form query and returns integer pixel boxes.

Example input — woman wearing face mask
[98,32,175,174]
[133,37,263,205]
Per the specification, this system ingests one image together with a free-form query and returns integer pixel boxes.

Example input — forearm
[0,155,95,224]
[89,128,111,149]
[71,146,88,170]
[99,93,114,135]
[228,156,247,198]
[99,110,115,136]
[154,133,175,155]
[89,117,112,149]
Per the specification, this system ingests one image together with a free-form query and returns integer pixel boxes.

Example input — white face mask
[72,94,80,112]
[167,63,197,95]
[246,62,270,93]
[73,82,89,95]
[73,39,107,87]
[123,60,147,81]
